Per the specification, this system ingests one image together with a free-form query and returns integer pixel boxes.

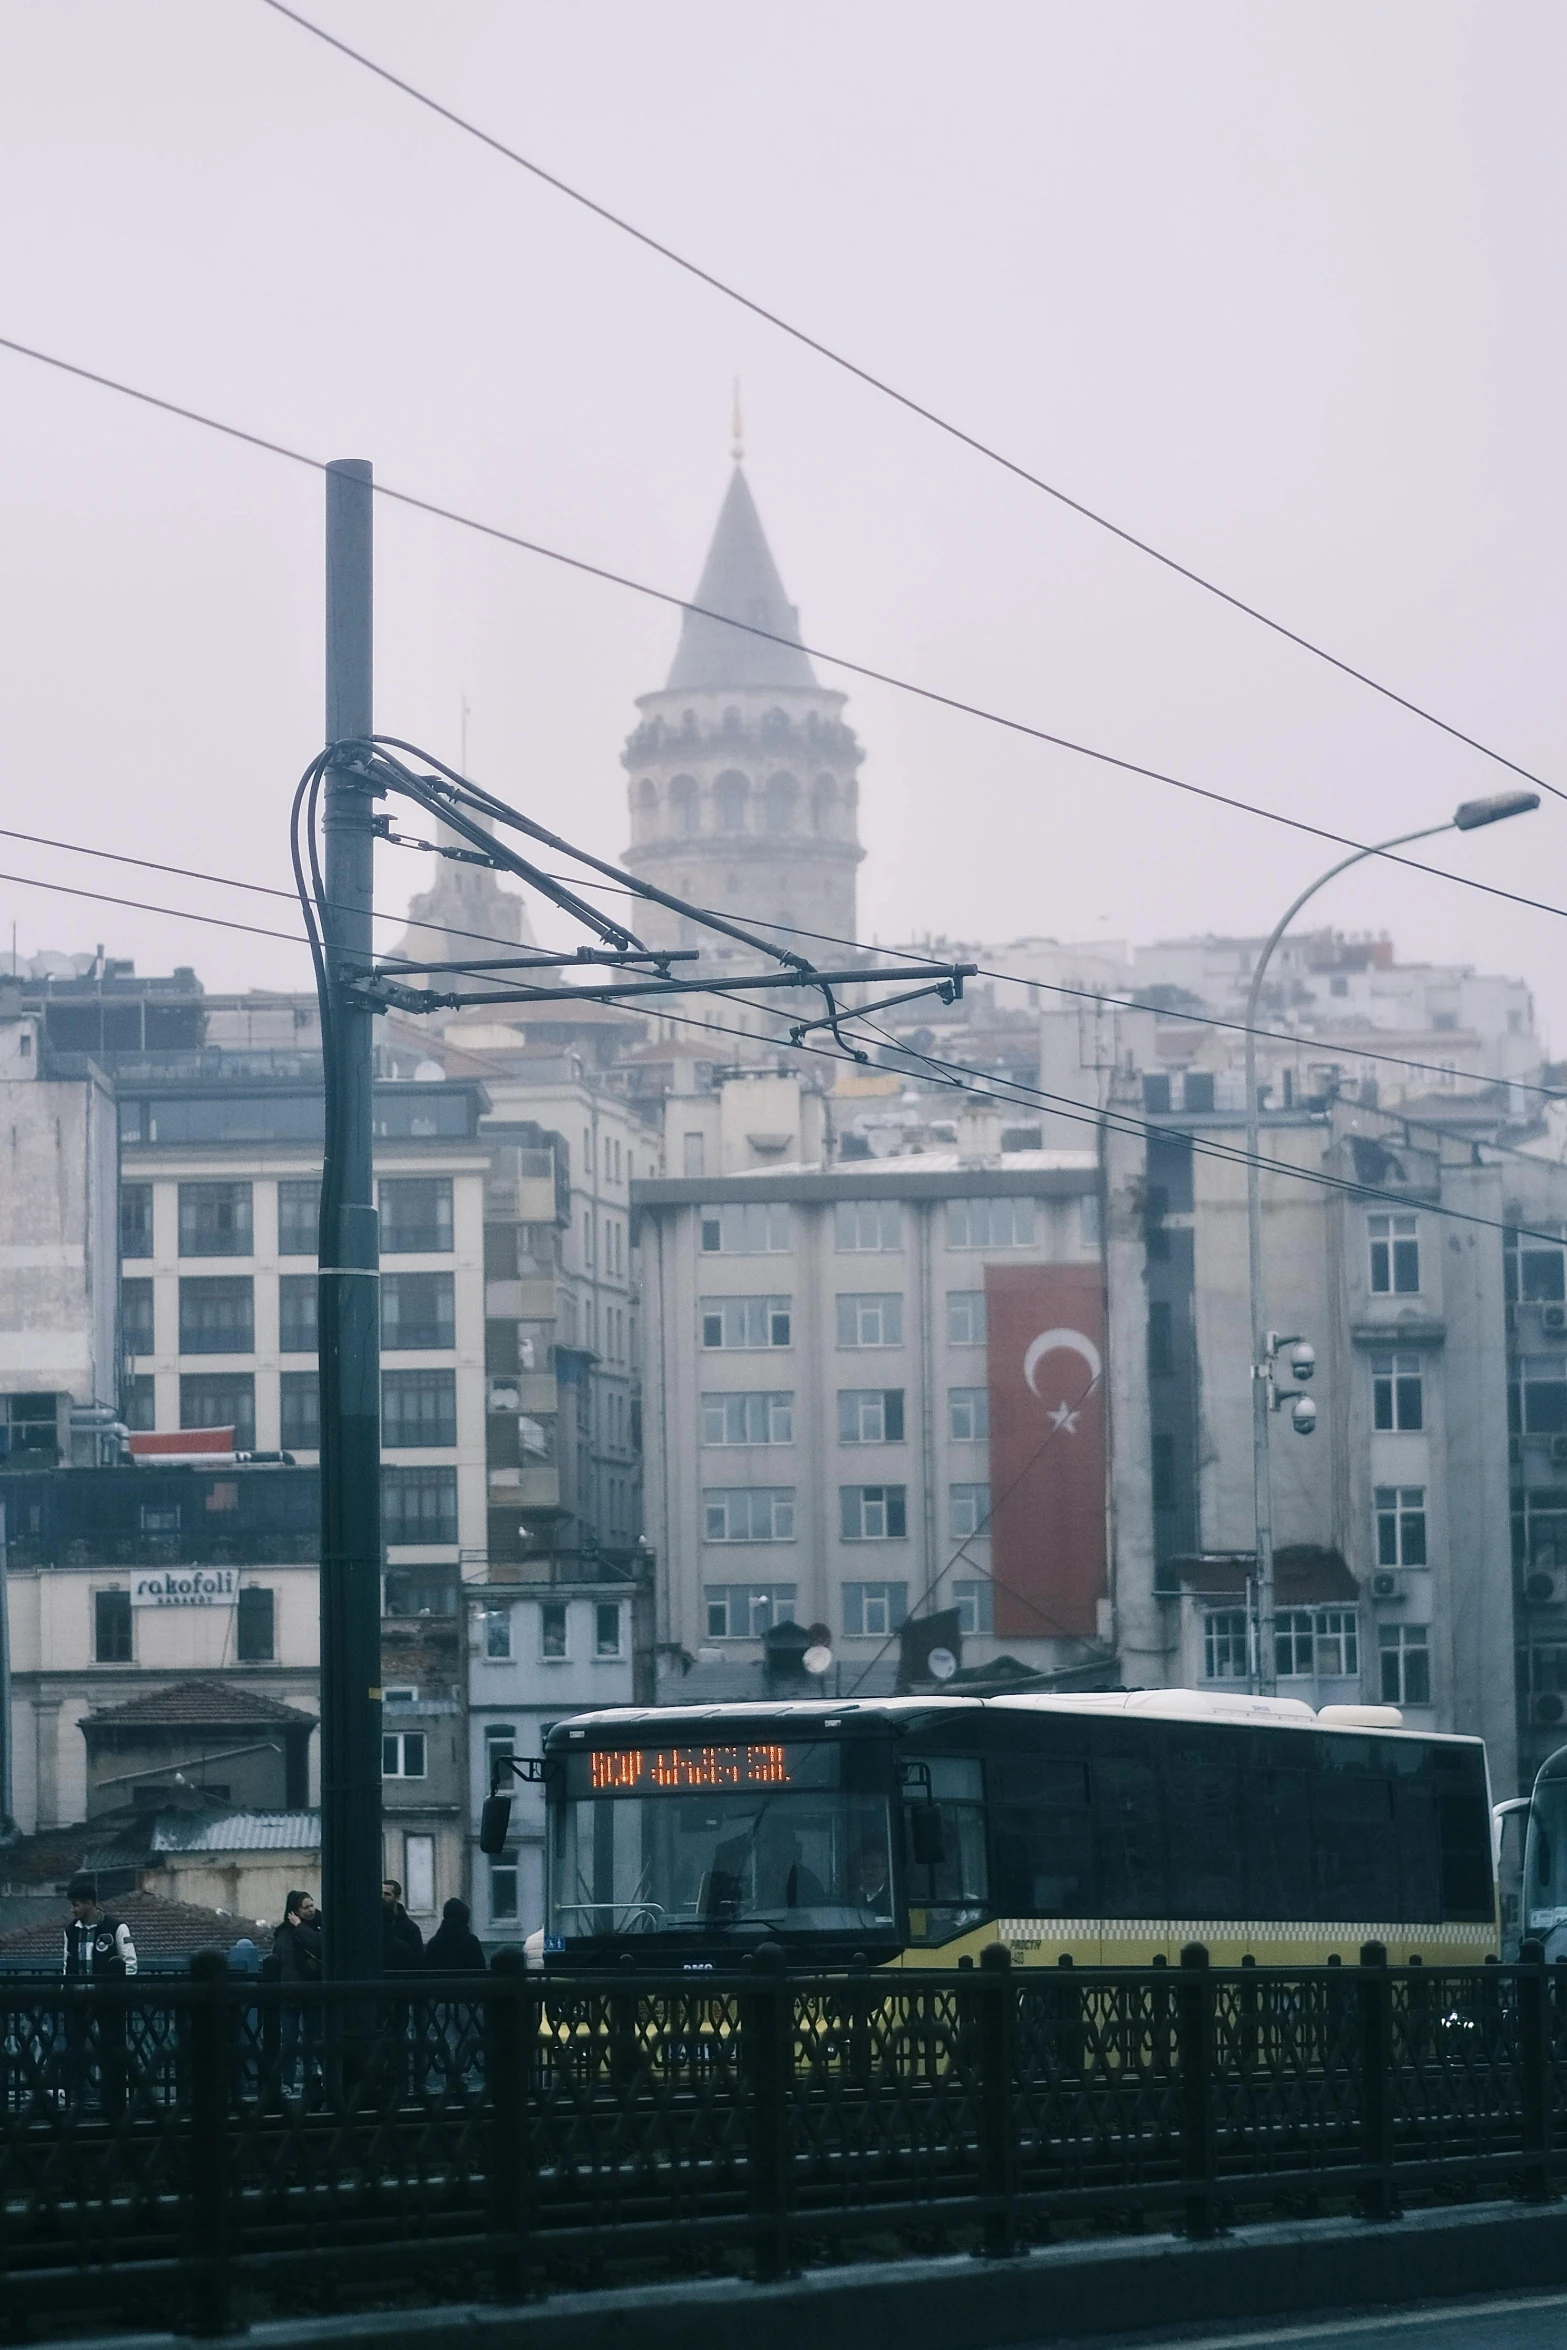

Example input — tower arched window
[670,775,699,835]
[764,774,798,835]
[715,772,750,834]
[811,774,837,834]
[722,707,743,741]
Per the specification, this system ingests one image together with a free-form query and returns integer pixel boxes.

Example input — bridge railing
[2,1940,1562,2333]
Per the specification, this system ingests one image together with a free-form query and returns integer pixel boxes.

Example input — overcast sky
[1,2,1564,1043]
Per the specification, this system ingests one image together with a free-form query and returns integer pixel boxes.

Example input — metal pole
[319,457,383,1981]
[1243,821,1453,1695]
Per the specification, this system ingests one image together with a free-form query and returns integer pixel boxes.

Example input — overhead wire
[257,0,1564,809]
[2,329,1565,932]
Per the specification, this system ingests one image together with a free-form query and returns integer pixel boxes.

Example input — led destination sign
[590,1744,792,1793]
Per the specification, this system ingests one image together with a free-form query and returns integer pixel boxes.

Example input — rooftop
[85,1680,318,1731]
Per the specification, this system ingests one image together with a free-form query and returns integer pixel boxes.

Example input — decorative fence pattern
[1,1941,1562,2334]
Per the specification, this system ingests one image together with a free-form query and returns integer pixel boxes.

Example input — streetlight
[1244,790,1539,1695]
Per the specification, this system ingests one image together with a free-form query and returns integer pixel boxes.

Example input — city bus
[538,1687,1497,1970]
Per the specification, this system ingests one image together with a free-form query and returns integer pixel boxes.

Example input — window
[121,1279,154,1356]
[276,1178,320,1258]
[838,1388,905,1444]
[404,1833,436,1915]
[947,1197,1036,1249]
[1513,1356,1567,1436]
[489,1858,519,1922]
[1148,1301,1173,1377]
[178,1277,254,1355]
[764,773,797,833]
[834,1199,902,1253]
[1372,1352,1424,1431]
[382,1368,457,1447]
[947,1290,987,1346]
[120,1183,153,1261]
[948,1386,989,1441]
[1152,1433,1177,1512]
[1376,1486,1428,1567]
[1182,1070,1215,1114]
[670,774,698,835]
[595,1602,622,1658]
[953,1578,993,1636]
[178,1181,253,1258]
[682,1131,705,1178]
[840,1485,907,1540]
[381,1272,455,1351]
[483,1607,512,1660]
[379,1177,453,1254]
[1369,1212,1420,1295]
[124,1374,155,1432]
[843,1581,908,1637]
[180,1373,255,1450]
[94,1588,132,1664]
[277,1275,317,1356]
[700,1295,790,1349]
[715,771,748,832]
[279,1371,319,1451]
[1515,1489,1567,1571]
[704,1487,795,1541]
[382,1732,427,1779]
[540,1602,568,1659]
[699,1202,789,1254]
[1142,1074,1172,1114]
[1203,1610,1250,1681]
[705,1584,797,1639]
[1277,1609,1359,1679]
[701,1391,793,1445]
[836,1293,903,1348]
[384,1570,456,1618]
[950,1482,990,1538]
[382,1464,458,1544]
[1506,1226,1567,1305]
[236,1586,275,1662]
[484,1723,516,1793]
[1379,1622,1431,1707]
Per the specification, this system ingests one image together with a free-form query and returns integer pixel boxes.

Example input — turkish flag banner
[984,1261,1107,1639]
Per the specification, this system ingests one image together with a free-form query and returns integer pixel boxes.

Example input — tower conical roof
[665,468,817,693]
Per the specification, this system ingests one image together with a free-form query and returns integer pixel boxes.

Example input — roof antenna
[731,378,744,464]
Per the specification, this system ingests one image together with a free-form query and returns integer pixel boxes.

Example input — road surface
[1066,2293,1567,2350]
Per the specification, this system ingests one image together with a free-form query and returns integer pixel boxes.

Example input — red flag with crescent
[983,1261,1107,1639]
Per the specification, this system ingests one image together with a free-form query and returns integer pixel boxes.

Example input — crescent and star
[1022,1327,1102,1434]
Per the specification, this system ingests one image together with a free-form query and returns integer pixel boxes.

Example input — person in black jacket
[423,1898,486,1973]
[381,1879,425,1970]
[272,1890,322,2096]
[62,1874,136,2112]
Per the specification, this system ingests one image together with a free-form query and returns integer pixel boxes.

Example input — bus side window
[1165,1732,1245,1919]
[990,1757,1093,1917]
[1240,1764,1311,1921]
[1093,1752,1167,1918]
[1434,1747,1494,1919]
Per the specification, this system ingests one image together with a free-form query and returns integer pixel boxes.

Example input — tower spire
[731,378,744,464]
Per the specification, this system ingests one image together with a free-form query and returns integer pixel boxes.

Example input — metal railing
[2,1940,1563,2334]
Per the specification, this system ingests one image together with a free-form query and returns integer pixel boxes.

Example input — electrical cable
[257,0,1564,809]
[2,329,1564,930]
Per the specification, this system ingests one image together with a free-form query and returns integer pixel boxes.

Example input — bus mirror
[479,1793,513,1856]
[910,1803,946,1867]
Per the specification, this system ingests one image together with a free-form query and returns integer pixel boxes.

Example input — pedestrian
[272,1889,322,2097]
[380,1879,423,2101]
[423,1898,486,1973]
[61,1873,136,2114]
[381,1878,425,1970]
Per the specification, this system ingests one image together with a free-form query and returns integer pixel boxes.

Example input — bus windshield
[546,1738,896,1945]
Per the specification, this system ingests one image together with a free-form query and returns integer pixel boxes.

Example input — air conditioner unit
[1371,1571,1401,1601]
[1551,1435,1567,1467]
[1535,1692,1566,1727]
[1545,1304,1567,1333]
[1526,1570,1567,1608]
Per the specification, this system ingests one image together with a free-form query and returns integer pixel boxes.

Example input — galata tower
[621,458,864,963]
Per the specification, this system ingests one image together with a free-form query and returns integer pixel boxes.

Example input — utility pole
[318,458,383,1981]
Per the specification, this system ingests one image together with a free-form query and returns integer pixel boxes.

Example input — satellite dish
[803,1643,834,1676]
[414,1059,447,1083]
[926,1646,958,1683]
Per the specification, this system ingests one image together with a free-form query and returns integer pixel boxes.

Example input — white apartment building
[465,1577,639,1943]
[635,1079,1112,1685]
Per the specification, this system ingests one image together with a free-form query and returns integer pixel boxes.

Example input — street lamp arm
[1242,821,1453,1037]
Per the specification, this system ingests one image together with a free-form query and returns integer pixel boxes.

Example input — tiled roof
[85,1679,317,1730]
[150,1811,319,1855]
[0,1889,272,1967]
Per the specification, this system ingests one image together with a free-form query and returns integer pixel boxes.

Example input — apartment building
[635,1077,1113,1686]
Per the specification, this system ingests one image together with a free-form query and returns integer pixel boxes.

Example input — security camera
[1291,1395,1317,1436]
[1290,1342,1316,1382]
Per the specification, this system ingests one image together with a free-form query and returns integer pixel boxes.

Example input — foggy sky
[1,2,1563,1043]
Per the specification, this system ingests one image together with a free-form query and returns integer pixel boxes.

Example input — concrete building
[635,1073,1114,1691]
[0,979,120,1471]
